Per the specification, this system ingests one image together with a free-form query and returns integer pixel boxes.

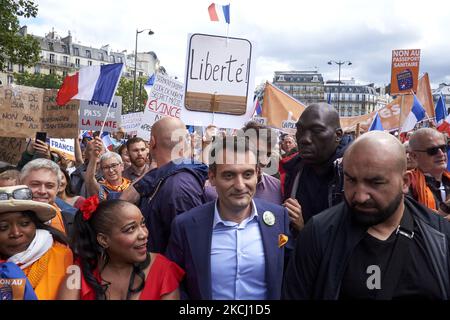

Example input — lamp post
[133,28,154,112]
[328,60,352,116]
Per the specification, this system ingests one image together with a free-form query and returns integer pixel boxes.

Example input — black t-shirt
[339,208,442,300]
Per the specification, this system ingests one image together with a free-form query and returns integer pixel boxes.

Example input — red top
[79,254,185,300]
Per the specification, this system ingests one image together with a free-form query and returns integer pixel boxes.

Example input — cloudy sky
[23,0,450,89]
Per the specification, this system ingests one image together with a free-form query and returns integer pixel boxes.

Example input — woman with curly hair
[57,197,184,300]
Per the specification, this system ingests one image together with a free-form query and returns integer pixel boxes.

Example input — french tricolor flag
[101,132,114,151]
[400,95,426,133]
[56,63,123,106]
[208,3,230,24]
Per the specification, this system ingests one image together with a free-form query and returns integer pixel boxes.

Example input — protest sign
[137,73,184,140]
[0,86,79,139]
[181,33,256,128]
[281,120,297,135]
[390,49,421,95]
[0,137,27,165]
[79,96,122,132]
[49,138,75,161]
[121,112,143,137]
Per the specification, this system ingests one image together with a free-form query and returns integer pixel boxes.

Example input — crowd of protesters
[1,102,450,300]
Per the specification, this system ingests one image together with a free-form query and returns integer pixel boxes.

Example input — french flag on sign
[56,63,123,106]
[208,3,230,24]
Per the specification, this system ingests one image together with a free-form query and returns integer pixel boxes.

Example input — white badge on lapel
[263,211,275,226]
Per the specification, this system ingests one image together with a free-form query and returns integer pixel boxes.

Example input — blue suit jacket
[165,198,292,300]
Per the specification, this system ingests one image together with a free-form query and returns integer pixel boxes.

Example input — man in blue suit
[166,136,292,300]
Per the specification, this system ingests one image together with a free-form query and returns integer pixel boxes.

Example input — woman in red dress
[57,197,184,300]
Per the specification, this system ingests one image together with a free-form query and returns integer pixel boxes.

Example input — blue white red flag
[101,132,114,151]
[208,3,230,24]
[400,94,426,133]
[57,63,123,106]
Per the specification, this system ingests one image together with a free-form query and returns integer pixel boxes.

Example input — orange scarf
[409,168,450,210]
[51,204,66,235]
[100,177,131,192]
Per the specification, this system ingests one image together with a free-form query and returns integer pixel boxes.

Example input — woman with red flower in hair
[57,196,184,300]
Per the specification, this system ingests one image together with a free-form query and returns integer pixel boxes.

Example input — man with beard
[282,104,351,227]
[122,137,150,182]
[283,131,450,300]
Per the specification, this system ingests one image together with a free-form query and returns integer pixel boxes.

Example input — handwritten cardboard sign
[0,86,79,139]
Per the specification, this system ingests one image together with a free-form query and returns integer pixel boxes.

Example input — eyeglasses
[0,187,33,201]
[101,163,121,171]
[414,145,448,156]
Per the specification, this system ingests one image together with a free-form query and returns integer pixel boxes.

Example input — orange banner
[416,72,434,118]
[261,82,306,129]
[390,49,421,95]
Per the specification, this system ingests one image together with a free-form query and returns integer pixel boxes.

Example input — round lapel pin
[263,211,275,226]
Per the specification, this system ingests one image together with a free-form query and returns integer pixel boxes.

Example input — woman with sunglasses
[0,185,73,300]
[57,197,184,300]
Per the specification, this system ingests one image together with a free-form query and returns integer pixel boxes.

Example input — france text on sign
[79,96,122,132]
[0,86,79,139]
[137,73,184,141]
[181,33,256,129]
[49,138,75,161]
[390,49,421,95]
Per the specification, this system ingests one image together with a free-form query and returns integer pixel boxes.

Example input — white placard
[79,96,122,132]
[136,73,184,141]
[121,112,143,136]
[181,33,256,129]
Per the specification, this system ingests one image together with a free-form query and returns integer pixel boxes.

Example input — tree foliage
[116,76,148,114]
[0,0,41,71]
[14,71,63,89]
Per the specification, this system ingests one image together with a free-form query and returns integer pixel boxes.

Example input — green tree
[0,0,41,71]
[116,76,148,114]
[14,71,62,89]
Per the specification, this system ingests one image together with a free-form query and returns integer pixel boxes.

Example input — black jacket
[282,196,450,300]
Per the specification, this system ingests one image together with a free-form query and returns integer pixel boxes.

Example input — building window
[117,57,122,63]
[49,54,55,64]
[49,68,55,74]
[88,60,92,66]
[48,42,54,51]
[18,64,24,73]
[34,65,40,74]
[63,56,68,66]
[75,58,80,67]
[62,70,68,77]
[7,61,13,71]
[110,55,115,63]
[74,47,79,56]
[62,45,68,54]
[86,50,91,58]
[7,75,13,84]
[99,52,104,61]
[139,71,143,77]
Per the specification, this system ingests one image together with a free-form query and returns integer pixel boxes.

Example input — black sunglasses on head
[414,144,448,156]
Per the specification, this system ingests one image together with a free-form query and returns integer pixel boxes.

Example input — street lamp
[133,28,154,112]
[328,60,352,115]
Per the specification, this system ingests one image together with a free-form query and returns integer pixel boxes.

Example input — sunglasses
[414,144,448,156]
[0,187,33,201]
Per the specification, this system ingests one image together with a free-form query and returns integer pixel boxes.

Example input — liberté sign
[182,33,255,128]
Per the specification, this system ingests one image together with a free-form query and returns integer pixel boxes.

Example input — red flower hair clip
[80,195,100,221]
